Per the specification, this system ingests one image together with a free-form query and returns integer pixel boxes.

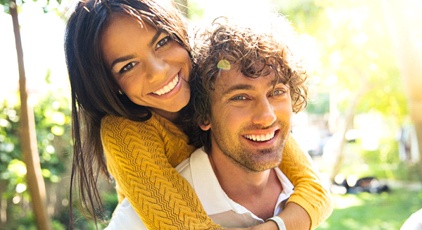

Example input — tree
[276,0,410,180]
[1,1,52,229]
[382,0,422,180]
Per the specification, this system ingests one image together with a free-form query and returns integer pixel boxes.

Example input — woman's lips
[153,74,179,96]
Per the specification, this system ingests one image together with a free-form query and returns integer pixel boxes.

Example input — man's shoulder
[273,167,294,197]
[175,148,207,178]
[105,199,146,230]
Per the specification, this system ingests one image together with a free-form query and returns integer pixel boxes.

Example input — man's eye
[119,62,137,74]
[156,36,172,49]
[271,89,287,97]
[231,95,248,101]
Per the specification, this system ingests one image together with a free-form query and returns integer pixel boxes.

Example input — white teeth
[244,132,275,142]
[153,75,179,96]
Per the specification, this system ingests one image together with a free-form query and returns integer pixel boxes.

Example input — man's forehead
[215,67,246,89]
[216,66,285,87]
[212,69,284,98]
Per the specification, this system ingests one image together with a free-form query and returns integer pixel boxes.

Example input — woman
[65,0,332,229]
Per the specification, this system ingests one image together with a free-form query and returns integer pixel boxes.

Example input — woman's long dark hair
[64,0,191,225]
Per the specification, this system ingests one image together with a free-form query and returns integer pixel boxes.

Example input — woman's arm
[228,203,310,230]
[277,135,333,229]
[234,136,332,230]
[102,115,331,229]
[101,115,221,230]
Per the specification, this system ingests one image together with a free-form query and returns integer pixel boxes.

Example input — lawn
[317,186,422,230]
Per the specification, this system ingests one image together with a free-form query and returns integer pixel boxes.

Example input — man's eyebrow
[270,77,288,86]
[222,84,253,95]
[222,77,287,95]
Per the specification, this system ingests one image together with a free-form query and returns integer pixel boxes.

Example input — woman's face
[101,13,191,119]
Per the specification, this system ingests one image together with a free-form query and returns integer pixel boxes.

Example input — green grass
[317,187,422,230]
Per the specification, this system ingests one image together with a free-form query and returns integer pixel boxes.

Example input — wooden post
[9,1,52,229]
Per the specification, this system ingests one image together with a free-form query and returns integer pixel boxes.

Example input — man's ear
[198,117,211,131]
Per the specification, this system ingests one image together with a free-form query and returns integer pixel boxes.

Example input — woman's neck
[151,108,180,123]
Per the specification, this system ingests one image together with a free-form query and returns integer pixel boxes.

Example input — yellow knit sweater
[101,112,332,229]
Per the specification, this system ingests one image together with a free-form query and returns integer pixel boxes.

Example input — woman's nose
[145,56,168,82]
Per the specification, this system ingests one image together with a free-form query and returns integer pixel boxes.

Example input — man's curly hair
[188,16,309,151]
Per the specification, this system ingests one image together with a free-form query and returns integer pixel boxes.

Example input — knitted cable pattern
[280,137,333,229]
[101,113,220,229]
[101,112,332,229]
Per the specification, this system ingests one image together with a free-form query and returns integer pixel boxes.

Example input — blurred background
[0,0,421,229]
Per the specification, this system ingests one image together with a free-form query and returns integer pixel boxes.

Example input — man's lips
[243,130,277,142]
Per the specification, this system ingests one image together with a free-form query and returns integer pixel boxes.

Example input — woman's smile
[101,13,192,118]
[152,74,180,96]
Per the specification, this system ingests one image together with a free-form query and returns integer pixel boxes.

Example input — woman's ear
[198,117,211,131]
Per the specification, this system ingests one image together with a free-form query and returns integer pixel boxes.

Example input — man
[107,15,311,230]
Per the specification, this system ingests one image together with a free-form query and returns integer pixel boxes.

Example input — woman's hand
[224,202,311,230]
[226,221,278,230]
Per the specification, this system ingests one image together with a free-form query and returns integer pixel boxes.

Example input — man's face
[200,66,293,172]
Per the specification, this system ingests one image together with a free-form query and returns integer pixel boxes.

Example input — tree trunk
[382,0,422,180]
[330,86,368,180]
[10,1,52,229]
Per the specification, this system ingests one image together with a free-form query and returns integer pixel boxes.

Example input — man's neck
[209,154,282,219]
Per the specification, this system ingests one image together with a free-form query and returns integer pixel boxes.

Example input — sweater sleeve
[279,135,333,229]
[101,115,221,230]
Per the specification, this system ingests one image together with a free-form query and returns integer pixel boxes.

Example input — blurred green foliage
[33,91,72,182]
[0,91,71,189]
[1,0,63,14]
[318,188,422,230]
[332,138,421,182]
[1,98,24,200]
[0,90,118,229]
[0,90,69,227]
[277,0,409,123]
[0,0,420,228]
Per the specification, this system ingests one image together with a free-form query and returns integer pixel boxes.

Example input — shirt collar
[188,148,294,216]
[189,148,233,215]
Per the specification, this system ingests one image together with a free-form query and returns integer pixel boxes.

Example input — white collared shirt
[106,148,294,229]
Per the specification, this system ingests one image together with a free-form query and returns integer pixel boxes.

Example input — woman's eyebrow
[111,55,136,70]
[110,30,163,71]
[149,29,163,47]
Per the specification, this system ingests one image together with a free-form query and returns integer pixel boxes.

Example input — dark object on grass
[334,176,390,194]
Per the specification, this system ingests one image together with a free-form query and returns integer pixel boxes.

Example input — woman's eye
[156,36,172,49]
[119,62,137,74]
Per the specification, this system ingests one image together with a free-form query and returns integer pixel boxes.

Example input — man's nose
[251,97,276,127]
